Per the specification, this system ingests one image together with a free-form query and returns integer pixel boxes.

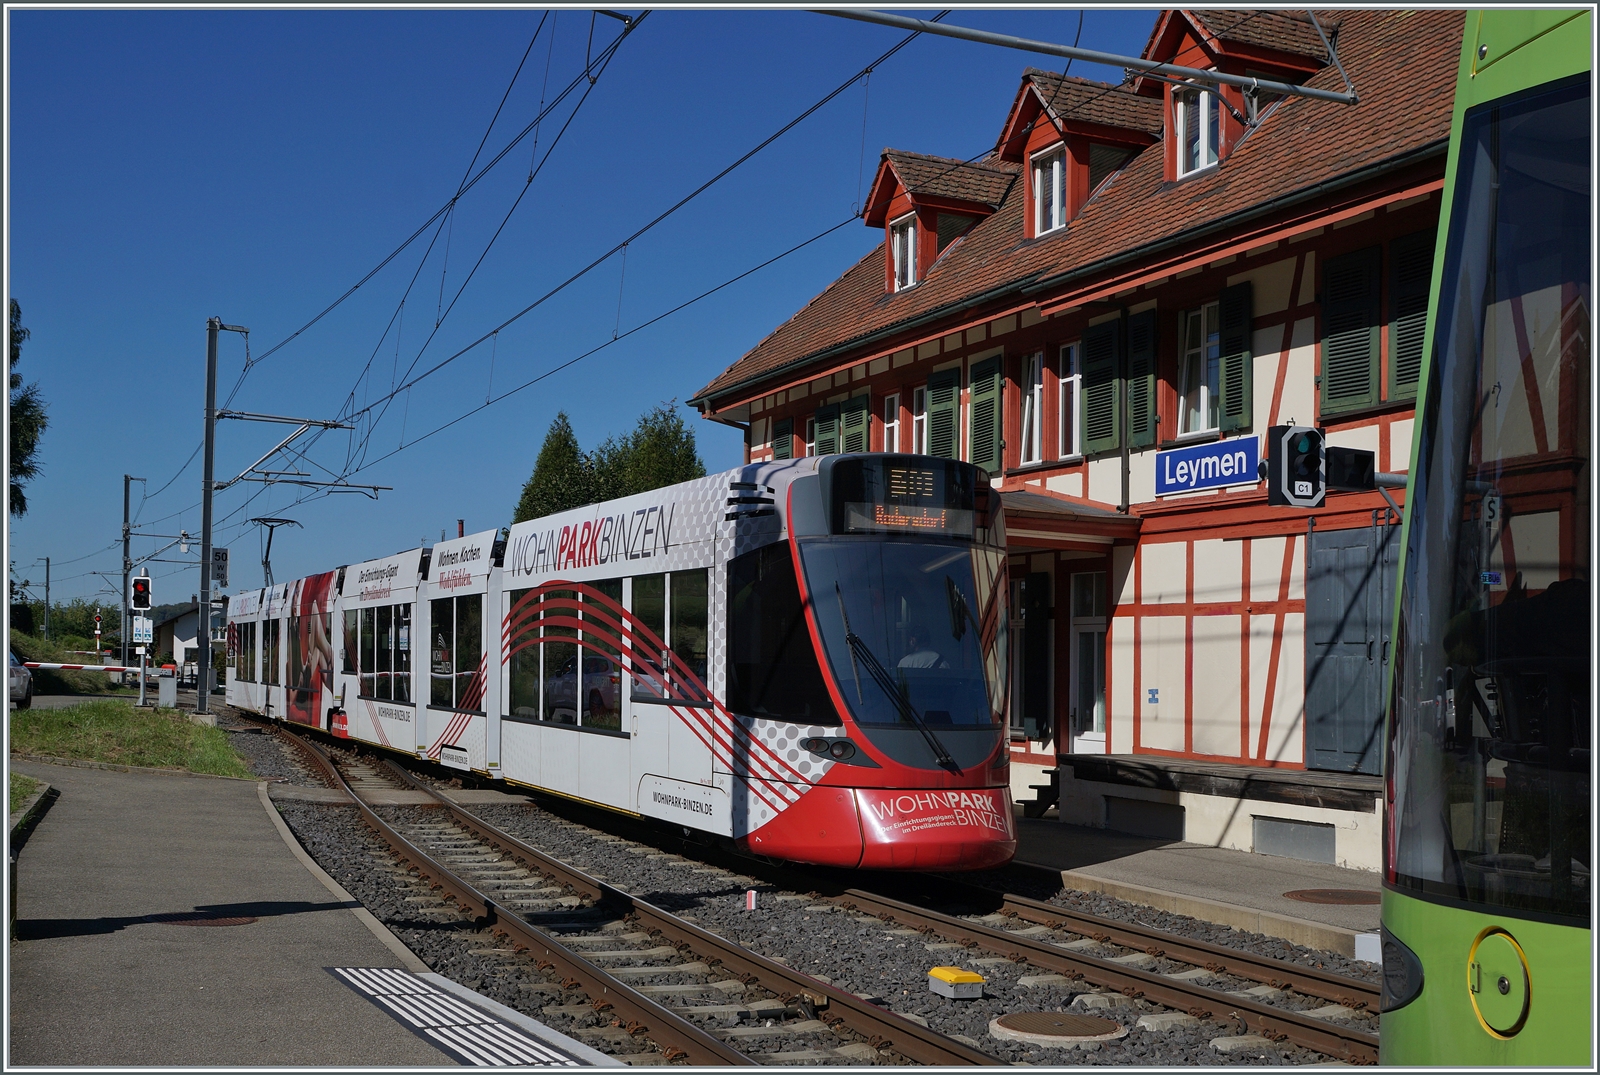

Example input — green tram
[1381,9,1592,1066]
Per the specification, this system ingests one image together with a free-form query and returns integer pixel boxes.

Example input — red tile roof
[882,149,1018,209]
[1024,70,1164,137]
[694,8,1461,407]
[1187,9,1339,62]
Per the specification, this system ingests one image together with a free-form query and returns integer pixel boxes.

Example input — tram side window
[504,581,626,730]
[353,603,414,702]
[236,622,257,683]
[263,619,281,685]
[360,607,376,696]
[342,611,358,676]
[505,588,541,720]
[727,544,839,725]
[431,594,484,711]
[631,570,711,706]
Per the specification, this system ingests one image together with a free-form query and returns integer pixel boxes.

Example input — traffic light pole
[198,319,220,715]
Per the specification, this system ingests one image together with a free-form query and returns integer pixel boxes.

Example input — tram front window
[1389,75,1590,921]
[801,538,1008,771]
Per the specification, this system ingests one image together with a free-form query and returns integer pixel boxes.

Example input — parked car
[10,650,33,710]
[543,654,621,726]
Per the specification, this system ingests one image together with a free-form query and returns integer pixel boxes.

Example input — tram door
[1305,517,1400,773]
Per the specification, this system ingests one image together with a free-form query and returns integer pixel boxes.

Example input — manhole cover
[989,1011,1128,1046]
[145,912,259,927]
[1283,889,1380,905]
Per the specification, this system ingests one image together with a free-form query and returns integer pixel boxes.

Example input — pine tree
[512,413,592,523]
[9,299,48,517]
[615,401,705,496]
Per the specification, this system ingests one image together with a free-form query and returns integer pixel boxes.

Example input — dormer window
[890,213,918,291]
[865,149,1013,293]
[1175,85,1220,177]
[1033,145,1066,235]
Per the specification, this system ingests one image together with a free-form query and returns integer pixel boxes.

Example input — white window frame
[890,213,918,291]
[1178,302,1222,438]
[882,393,901,454]
[1175,84,1219,177]
[1032,144,1066,235]
[1019,352,1044,465]
[804,417,817,457]
[911,386,927,454]
[1058,342,1082,459]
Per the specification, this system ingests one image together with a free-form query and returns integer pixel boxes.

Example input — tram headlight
[802,737,858,762]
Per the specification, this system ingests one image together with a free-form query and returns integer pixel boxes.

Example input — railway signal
[1266,425,1325,508]
[131,576,153,611]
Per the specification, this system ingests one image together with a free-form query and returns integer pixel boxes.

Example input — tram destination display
[828,456,978,539]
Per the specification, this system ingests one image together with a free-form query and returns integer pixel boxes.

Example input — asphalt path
[8,758,453,1066]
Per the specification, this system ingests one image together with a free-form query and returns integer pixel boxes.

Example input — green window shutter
[968,356,1003,474]
[1126,310,1158,448]
[926,367,962,460]
[813,403,840,456]
[1218,280,1254,432]
[1080,319,1122,455]
[771,417,792,459]
[1388,230,1434,400]
[1321,246,1381,415]
[840,395,870,454]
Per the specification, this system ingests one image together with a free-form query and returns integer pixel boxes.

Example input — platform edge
[1054,867,1364,958]
[256,780,431,973]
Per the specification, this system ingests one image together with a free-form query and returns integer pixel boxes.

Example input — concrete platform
[1014,818,1381,960]
[7,759,456,1066]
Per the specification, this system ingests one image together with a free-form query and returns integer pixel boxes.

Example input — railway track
[264,720,998,1066]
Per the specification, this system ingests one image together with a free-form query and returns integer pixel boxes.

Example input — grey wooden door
[1305,519,1399,773]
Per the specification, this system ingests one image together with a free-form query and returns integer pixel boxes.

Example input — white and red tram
[226,455,1016,870]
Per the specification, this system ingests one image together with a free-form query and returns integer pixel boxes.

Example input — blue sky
[8,6,1159,606]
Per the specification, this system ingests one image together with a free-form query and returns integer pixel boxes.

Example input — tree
[604,401,706,498]
[9,299,48,516]
[513,413,592,523]
[512,403,708,523]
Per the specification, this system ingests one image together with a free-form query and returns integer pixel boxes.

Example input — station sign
[1155,435,1261,497]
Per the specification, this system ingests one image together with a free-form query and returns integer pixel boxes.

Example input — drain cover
[990,1011,1128,1046]
[145,912,259,927]
[1283,889,1380,905]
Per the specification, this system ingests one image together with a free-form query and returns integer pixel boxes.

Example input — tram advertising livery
[1380,10,1591,1067]
[226,454,1017,872]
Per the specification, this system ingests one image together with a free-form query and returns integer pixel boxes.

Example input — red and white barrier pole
[23,663,142,673]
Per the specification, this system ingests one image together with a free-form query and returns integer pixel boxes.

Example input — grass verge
[9,700,252,778]
[9,772,42,815]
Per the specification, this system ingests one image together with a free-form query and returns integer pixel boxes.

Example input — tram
[1380,9,1591,1065]
[227,454,1018,871]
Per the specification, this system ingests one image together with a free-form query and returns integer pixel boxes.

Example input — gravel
[237,729,1365,1065]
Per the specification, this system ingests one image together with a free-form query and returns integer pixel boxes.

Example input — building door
[1069,571,1108,754]
[1305,517,1400,773]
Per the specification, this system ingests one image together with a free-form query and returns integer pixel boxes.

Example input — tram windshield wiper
[834,585,962,776]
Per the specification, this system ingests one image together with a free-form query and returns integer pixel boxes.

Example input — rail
[828,886,1378,1064]
[273,727,750,1066]
[373,755,1004,1066]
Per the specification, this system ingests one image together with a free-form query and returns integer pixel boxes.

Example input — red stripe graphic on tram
[427,654,486,760]
[501,581,813,813]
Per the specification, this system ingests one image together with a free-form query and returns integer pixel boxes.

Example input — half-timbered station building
[691,9,1464,871]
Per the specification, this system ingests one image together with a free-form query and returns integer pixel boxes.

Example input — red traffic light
[131,576,153,611]
[94,614,102,625]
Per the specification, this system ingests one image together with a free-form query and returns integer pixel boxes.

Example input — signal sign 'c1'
[1266,424,1325,508]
